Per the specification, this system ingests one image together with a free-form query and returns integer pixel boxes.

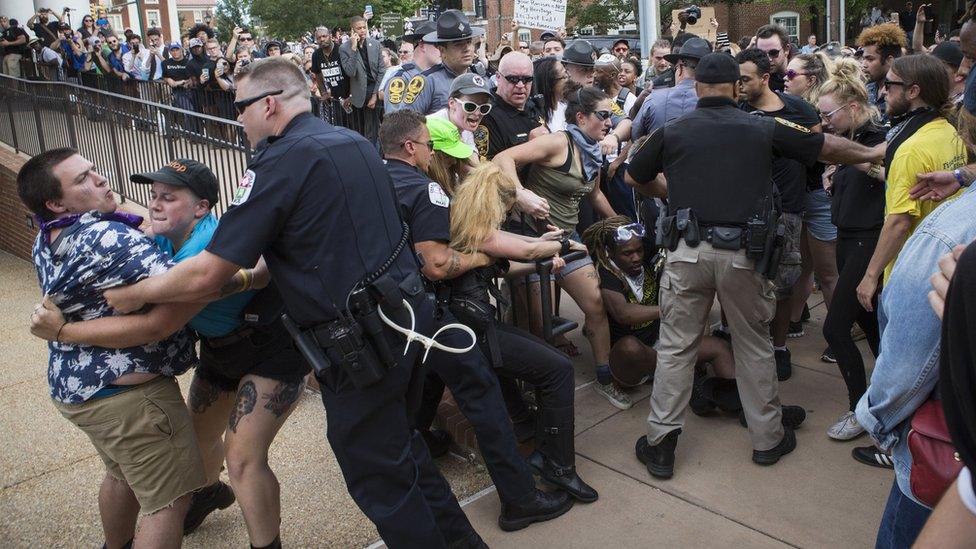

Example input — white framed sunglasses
[458,100,492,115]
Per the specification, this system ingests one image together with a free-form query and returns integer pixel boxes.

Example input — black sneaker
[800,303,811,322]
[498,488,574,532]
[775,348,792,381]
[422,429,453,458]
[183,481,235,535]
[752,428,797,465]
[820,346,837,363]
[851,445,894,469]
[738,405,806,430]
[787,321,804,338]
[635,430,681,479]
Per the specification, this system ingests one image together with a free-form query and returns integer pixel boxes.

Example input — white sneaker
[827,411,865,441]
[594,382,632,410]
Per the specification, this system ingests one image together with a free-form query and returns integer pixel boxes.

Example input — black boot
[421,428,452,458]
[498,489,574,532]
[529,406,598,503]
[689,365,716,416]
[183,480,235,535]
[700,377,742,413]
[635,429,681,479]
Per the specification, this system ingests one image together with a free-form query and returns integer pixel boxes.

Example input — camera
[681,5,702,25]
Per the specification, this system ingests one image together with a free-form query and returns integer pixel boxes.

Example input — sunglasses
[592,110,613,121]
[501,74,533,85]
[405,139,434,150]
[234,89,283,115]
[883,78,906,91]
[820,105,846,120]
[764,48,781,58]
[613,46,629,52]
[458,100,492,115]
[614,223,646,243]
[785,69,811,80]
[240,36,253,41]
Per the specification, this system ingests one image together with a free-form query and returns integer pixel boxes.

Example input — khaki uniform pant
[2,54,22,77]
[647,241,785,451]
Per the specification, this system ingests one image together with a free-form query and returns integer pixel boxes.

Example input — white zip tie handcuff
[376,298,477,363]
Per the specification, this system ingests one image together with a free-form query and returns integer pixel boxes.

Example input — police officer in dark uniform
[624,53,884,480]
[475,51,544,160]
[384,21,438,114]
[104,57,484,549]
[402,10,484,115]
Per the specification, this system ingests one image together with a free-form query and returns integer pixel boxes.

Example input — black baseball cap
[695,52,740,84]
[131,159,219,208]
[540,30,557,42]
[932,41,963,69]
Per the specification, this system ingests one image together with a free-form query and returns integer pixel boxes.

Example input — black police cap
[695,52,740,84]
[131,159,220,208]
[423,9,484,43]
[562,40,598,67]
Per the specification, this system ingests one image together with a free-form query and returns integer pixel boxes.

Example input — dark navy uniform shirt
[386,158,451,245]
[207,112,416,326]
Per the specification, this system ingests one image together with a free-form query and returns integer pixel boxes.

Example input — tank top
[524,132,594,232]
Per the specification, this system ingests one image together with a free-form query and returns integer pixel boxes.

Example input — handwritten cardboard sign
[514,0,567,31]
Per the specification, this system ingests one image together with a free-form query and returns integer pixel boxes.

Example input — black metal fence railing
[0,73,250,215]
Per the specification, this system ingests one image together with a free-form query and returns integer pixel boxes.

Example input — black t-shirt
[387,159,451,245]
[651,66,675,89]
[741,92,821,213]
[769,71,785,93]
[31,21,61,47]
[161,58,191,82]
[206,113,418,326]
[311,46,349,98]
[201,59,232,91]
[598,262,660,345]
[186,56,206,80]
[477,95,544,160]
[830,123,887,233]
[3,27,29,56]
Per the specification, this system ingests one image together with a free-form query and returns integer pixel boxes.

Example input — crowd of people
[13,3,976,549]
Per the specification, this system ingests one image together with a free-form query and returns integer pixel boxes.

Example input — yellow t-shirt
[884,118,967,280]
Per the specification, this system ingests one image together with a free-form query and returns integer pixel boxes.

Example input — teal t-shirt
[155,214,255,338]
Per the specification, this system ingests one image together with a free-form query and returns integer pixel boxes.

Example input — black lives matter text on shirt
[743,92,821,214]
[161,58,191,82]
[311,46,349,98]
[3,27,29,56]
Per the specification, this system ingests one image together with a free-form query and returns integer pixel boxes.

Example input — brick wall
[711,2,815,46]
[0,149,35,262]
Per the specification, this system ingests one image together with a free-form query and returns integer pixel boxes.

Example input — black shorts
[610,322,659,349]
[197,320,311,393]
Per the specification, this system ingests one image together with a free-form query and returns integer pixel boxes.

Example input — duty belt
[203,326,256,349]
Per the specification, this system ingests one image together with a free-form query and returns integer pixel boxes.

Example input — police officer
[562,39,598,87]
[384,21,440,114]
[474,52,545,159]
[402,10,483,115]
[624,53,884,480]
[379,110,576,531]
[105,57,484,548]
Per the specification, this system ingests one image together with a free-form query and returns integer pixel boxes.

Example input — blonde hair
[818,58,880,137]
[449,163,517,254]
[427,153,466,197]
[792,51,833,104]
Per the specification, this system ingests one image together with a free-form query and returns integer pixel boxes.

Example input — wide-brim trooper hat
[664,37,712,64]
[423,9,484,43]
[402,21,437,44]
[562,40,598,67]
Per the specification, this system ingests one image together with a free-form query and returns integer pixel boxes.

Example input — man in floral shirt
[17,148,205,548]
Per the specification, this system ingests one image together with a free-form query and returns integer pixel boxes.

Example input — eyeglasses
[458,100,492,115]
[614,223,646,243]
[404,139,434,150]
[500,74,533,85]
[764,48,781,58]
[592,110,613,121]
[883,79,906,91]
[820,105,846,121]
[785,69,811,80]
[234,89,283,115]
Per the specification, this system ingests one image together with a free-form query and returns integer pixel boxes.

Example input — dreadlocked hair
[581,215,636,278]
[449,162,518,255]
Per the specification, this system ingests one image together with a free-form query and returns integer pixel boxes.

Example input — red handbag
[908,399,964,508]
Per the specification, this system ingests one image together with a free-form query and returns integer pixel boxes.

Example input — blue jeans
[875,481,931,549]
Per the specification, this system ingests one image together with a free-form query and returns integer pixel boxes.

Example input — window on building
[146,9,160,28]
[474,0,486,19]
[771,11,800,44]
[518,29,530,45]
[107,14,123,31]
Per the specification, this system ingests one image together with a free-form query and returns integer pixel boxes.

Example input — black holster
[751,209,783,280]
[656,212,679,251]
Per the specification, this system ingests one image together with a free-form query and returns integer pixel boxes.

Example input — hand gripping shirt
[32,212,196,403]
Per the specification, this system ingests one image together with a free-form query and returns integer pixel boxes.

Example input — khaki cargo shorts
[54,376,206,514]
[772,212,803,300]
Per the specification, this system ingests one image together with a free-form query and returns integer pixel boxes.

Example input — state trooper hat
[695,52,740,84]
[131,159,220,209]
[562,40,598,67]
[450,72,491,97]
[423,10,484,43]
[402,21,436,44]
[664,37,712,64]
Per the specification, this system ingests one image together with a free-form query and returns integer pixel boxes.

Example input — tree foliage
[214,0,252,43]
[250,0,424,40]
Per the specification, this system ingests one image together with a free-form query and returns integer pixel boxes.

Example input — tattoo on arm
[217,271,244,297]
[447,251,462,276]
[189,378,223,414]
[228,381,257,433]
[262,379,304,417]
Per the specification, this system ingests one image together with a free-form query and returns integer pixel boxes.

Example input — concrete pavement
[1,249,892,548]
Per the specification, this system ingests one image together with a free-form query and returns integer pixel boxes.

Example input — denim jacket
[856,185,976,505]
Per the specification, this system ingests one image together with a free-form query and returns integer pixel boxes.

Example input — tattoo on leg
[228,381,257,433]
[586,270,599,280]
[189,379,222,414]
[263,380,304,418]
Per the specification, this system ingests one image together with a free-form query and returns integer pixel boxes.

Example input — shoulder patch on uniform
[428,182,450,207]
[231,170,255,206]
[774,117,811,133]
[610,102,625,117]
[388,76,406,104]
[404,75,425,104]
[474,124,489,159]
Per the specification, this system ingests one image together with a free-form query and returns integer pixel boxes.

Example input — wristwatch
[954,168,971,188]
[559,236,572,256]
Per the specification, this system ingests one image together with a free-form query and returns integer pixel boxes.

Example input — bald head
[498,51,533,74]
[496,52,534,110]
